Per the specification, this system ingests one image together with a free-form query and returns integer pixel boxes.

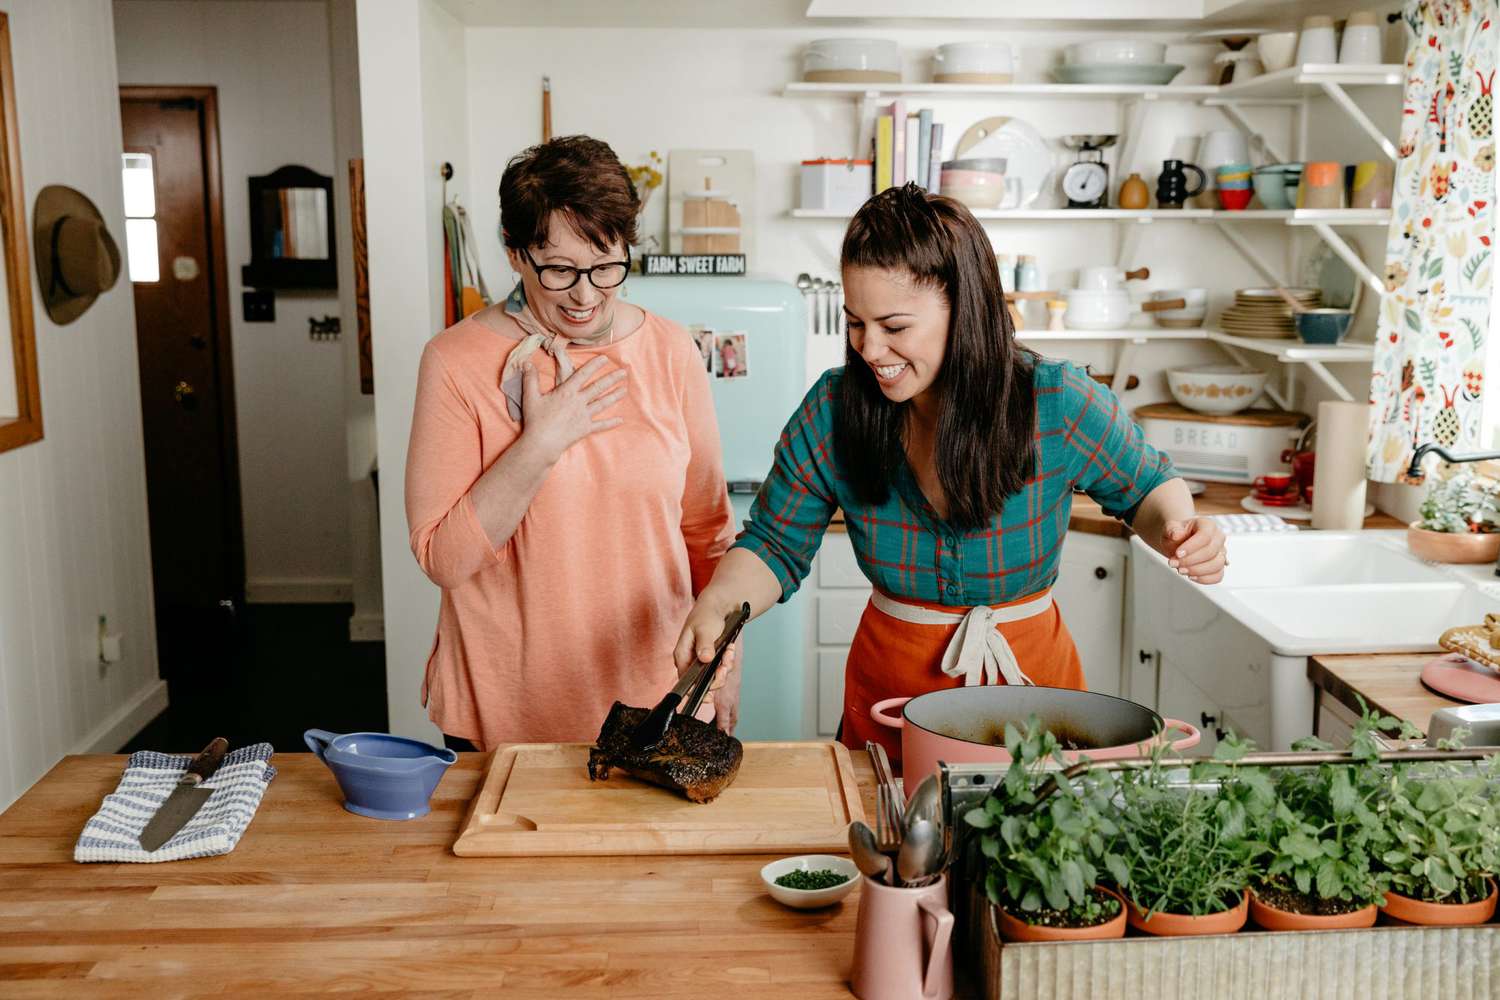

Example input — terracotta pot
[1406,523,1500,564]
[1249,889,1378,931]
[1381,878,1498,926]
[995,887,1127,942]
[1126,890,1249,936]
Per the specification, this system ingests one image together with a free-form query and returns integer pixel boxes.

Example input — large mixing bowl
[870,686,1199,792]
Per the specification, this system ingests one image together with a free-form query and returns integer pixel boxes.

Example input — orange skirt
[839,590,1086,769]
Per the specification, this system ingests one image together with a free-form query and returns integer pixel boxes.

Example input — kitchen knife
[138,737,229,852]
[629,603,751,753]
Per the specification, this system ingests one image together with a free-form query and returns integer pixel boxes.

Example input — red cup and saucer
[1252,472,1301,506]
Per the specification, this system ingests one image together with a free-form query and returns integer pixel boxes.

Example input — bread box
[1135,403,1309,484]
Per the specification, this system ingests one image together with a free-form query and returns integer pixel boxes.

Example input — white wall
[0,0,161,810]
[327,0,383,639]
[357,0,467,739]
[113,0,354,602]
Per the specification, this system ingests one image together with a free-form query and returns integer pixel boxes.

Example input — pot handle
[870,697,910,730]
[917,895,954,999]
[1161,718,1202,751]
[304,728,338,762]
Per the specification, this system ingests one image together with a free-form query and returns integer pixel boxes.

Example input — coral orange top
[405,309,735,749]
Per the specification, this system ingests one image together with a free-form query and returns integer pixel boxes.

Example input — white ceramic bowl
[1064,39,1167,65]
[933,41,1014,81]
[1167,364,1269,415]
[1255,31,1298,72]
[804,38,901,81]
[760,855,860,909]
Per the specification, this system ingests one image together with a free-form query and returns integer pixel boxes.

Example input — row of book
[874,102,944,194]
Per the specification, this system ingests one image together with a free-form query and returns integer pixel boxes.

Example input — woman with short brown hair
[406,136,736,750]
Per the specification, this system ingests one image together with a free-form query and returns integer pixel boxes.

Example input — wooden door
[119,88,243,674]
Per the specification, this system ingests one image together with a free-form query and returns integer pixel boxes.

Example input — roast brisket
[587,702,743,803]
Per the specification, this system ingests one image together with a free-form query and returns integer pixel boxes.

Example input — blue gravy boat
[304,729,457,821]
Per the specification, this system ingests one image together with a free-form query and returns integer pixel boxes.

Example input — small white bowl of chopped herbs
[760,855,860,909]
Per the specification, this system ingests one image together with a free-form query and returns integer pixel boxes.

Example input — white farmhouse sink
[1228,583,1499,655]
[1180,530,1494,655]
[1222,531,1450,588]
[1130,528,1500,750]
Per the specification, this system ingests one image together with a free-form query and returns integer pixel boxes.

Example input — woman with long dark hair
[673,184,1225,765]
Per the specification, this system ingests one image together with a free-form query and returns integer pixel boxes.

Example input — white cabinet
[1053,531,1129,697]
[804,530,871,739]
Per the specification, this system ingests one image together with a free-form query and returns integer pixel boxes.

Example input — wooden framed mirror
[0,12,41,454]
[241,164,337,290]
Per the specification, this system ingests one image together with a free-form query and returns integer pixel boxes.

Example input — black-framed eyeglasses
[521,247,631,291]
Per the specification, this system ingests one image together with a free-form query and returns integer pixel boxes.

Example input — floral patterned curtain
[1369,0,1497,481]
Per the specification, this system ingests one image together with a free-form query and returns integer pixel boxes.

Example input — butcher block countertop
[829,481,1405,538]
[0,750,970,999]
[1308,653,1463,737]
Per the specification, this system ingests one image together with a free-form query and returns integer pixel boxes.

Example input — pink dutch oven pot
[871,686,1200,795]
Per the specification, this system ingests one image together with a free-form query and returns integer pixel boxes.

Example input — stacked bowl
[939,157,1007,210]
[1054,39,1185,85]
[1216,163,1253,210]
[1252,163,1303,210]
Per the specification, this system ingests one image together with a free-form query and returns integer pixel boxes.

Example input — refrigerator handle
[727,480,763,495]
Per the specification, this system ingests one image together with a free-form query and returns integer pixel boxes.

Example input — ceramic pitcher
[1156,160,1206,209]
[850,874,954,1000]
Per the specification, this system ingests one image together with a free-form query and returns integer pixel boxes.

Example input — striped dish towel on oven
[74,743,276,863]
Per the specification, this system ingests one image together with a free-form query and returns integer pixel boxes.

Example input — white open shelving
[1017,328,1210,342]
[783,61,1403,411]
[788,208,1391,226]
[779,65,1403,104]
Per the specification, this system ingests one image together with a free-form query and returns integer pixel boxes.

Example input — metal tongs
[629,602,751,753]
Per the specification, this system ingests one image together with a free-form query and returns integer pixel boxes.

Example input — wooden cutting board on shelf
[452,741,864,857]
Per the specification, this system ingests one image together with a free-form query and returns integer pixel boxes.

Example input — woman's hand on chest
[520,355,629,464]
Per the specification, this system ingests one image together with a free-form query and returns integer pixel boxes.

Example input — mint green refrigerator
[620,277,811,741]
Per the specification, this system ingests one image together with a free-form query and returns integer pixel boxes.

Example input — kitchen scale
[1061,134,1116,209]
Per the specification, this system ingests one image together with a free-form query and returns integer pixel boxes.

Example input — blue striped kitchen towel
[74,743,276,863]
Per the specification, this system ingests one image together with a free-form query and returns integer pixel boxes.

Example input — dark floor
[121,603,388,755]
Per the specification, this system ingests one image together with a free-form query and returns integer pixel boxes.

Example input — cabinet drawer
[818,533,868,588]
[818,649,848,736]
[818,595,868,644]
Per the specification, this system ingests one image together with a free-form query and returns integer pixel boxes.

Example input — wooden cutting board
[452,741,863,857]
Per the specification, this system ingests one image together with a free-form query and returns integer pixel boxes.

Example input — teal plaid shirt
[734,359,1177,606]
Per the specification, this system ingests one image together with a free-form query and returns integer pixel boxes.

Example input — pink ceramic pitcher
[850,874,954,1000]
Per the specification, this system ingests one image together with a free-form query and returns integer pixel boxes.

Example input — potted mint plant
[1249,711,1394,930]
[1375,735,1500,925]
[1407,466,1500,563]
[964,719,1129,941]
[1115,733,1274,936]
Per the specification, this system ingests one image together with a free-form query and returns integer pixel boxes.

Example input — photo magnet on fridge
[715,332,748,380]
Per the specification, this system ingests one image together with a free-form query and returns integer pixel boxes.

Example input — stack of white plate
[1217,287,1319,339]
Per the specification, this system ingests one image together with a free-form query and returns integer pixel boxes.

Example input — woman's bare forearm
[1131,477,1197,555]
[696,547,786,619]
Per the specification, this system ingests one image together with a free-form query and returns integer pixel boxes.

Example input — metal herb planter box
[967,880,1500,1000]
